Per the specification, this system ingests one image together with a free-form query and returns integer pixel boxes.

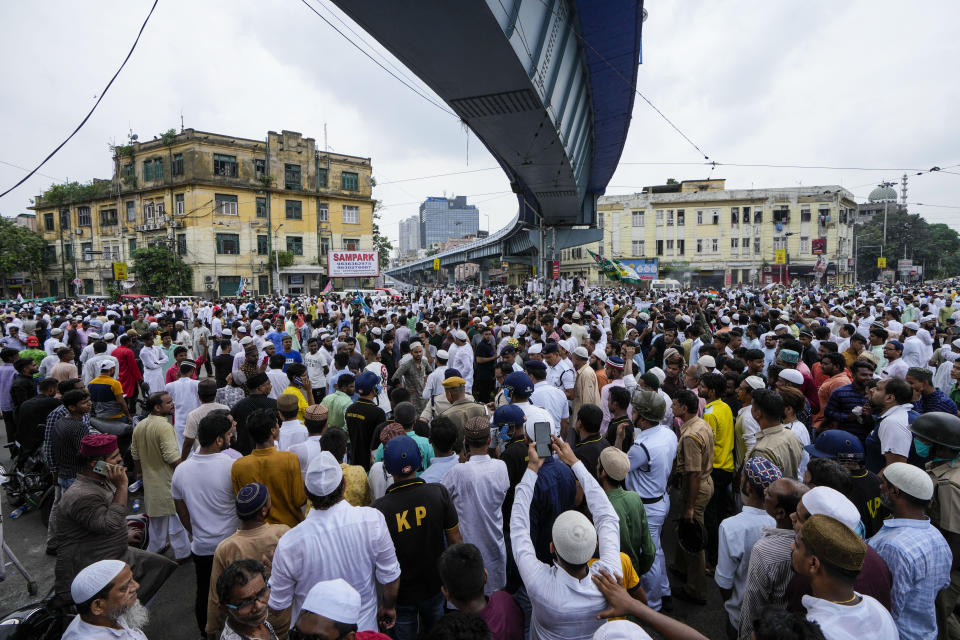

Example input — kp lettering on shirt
[395,506,428,532]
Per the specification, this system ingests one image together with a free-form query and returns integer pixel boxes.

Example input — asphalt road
[0,443,730,640]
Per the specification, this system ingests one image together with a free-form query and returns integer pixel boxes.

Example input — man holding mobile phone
[54,432,177,606]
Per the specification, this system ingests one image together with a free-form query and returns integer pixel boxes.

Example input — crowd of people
[3,277,960,640]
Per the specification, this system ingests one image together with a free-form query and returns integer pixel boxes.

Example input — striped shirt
[43,405,90,475]
[738,527,796,640]
[49,415,91,481]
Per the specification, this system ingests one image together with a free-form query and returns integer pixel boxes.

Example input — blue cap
[503,371,534,396]
[444,368,462,379]
[383,435,422,475]
[524,359,547,371]
[355,371,380,395]
[887,340,904,352]
[805,429,864,461]
[493,404,525,428]
[543,342,559,354]
[607,356,625,369]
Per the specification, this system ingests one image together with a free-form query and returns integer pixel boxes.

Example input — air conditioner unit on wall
[204,275,214,284]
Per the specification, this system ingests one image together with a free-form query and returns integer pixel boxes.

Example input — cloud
[1,0,958,250]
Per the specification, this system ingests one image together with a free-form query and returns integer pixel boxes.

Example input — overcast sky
[1,0,958,247]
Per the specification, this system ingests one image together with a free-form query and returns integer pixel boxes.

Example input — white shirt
[785,420,811,481]
[82,354,120,386]
[304,350,328,388]
[61,616,148,640]
[802,593,899,640]
[267,369,289,400]
[268,501,401,631]
[367,461,394,501]
[546,359,576,392]
[738,405,761,454]
[419,454,458,483]
[278,419,307,452]
[442,455,510,593]
[510,461,620,640]
[422,365,448,400]
[364,361,391,413]
[530,381,570,428]
[902,335,926,368]
[39,353,60,378]
[715,505,776,627]
[512,400,559,437]
[290,435,323,478]
[449,342,474,389]
[170,451,239,555]
[625,425,678,500]
[882,357,909,380]
[140,345,167,394]
[878,403,913,459]
[165,377,200,441]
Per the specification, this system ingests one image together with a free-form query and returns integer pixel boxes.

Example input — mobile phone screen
[534,422,552,458]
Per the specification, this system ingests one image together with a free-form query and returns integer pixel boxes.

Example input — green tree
[0,217,46,293]
[372,208,393,269]
[854,209,960,281]
[131,245,193,296]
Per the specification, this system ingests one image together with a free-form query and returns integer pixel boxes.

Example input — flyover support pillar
[479,262,490,288]
[447,267,456,286]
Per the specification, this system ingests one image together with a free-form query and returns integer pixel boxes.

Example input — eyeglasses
[225,581,271,611]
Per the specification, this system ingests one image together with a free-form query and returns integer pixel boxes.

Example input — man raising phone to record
[53,433,177,606]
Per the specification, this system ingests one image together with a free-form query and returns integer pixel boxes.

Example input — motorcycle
[0,442,54,526]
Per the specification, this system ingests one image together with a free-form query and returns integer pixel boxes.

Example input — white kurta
[441,455,510,593]
[165,377,200,446]
[140,345,168,395]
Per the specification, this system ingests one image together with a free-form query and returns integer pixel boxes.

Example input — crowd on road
[4,276,960,640]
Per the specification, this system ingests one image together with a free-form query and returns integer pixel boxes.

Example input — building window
[731,238,739,254]
[175,193,185,215]
[696,239,703,253]
[177,234,187,256]
[343,238,359,250]
[342,205,359,224]
[711,210,720,225]
[773,236,787,250]
[743,238,750,249]
[256,197,266,218]
[64,243,73,260]
[801,208,811,222]
[656,240,664,256]
[341,171,359,191]
[731,207,739,225]
[255,159,265,180]
[632,240,644,255]
[125,201,135,222]
[83,279,94,295]
[286,236,303,255]
[677,239,685,255]
[48,279,58,296]
[696,210,703,225]
[321,237,330,255]
[123,163,134,182]
[172,153,183,176]
[213,153,238,177]
[58,209,70,229]
[754,240,760,254]
[711,239,718,252]
[754,209,762,224]
[258,275,269,293]
[81,242,93,261]
[143,159,153,181]
[666,239,674,251]
[43,212,55,231]
[215,193,239,215]
[318,202,329,222]
[100,209,118,226]
[285,200,302,220]
[666,210,674,226]
[78,206,91,226]
[215,233,240,254]
[655,210,663,225]
[677,209,685,226]
[801,236,810,253]
[43,245,57,263]
[318,167,328,188]
[631,210,644,227]
[257,235,268,255]
[143,201,155,224]
[284,163,301,190]
[128,238,136,255]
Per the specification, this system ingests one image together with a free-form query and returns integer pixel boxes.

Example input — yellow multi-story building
[33,128,375,297]
[558,179,857,287]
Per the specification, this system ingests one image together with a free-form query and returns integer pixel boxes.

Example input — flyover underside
[330,0,590,226]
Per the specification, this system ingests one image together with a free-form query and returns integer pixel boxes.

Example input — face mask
[503,387,511,402]
[499,424,511,443]
[914,437,931,459]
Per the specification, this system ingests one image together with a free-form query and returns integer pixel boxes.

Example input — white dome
[868,186,898,203]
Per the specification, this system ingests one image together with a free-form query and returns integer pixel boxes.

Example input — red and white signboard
[328,251,380,277]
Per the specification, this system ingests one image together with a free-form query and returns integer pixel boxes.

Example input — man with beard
[63,559,150,639]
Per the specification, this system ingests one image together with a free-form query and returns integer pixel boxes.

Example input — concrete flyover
[327,0,644,281]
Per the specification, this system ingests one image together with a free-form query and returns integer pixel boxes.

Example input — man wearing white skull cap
[62,559,149,639]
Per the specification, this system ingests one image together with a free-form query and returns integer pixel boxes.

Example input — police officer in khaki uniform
[671,388,715,605]
[420,368,476,421]
[439,375,486,433]
[912,411,960,639]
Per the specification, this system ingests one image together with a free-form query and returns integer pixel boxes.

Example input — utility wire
[299,0,458,119]
[0,0,159,200]
[377,167,500,185]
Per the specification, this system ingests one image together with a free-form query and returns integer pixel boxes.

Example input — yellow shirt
[588,552,640,620]
[703,399,735,472]
[231,448,306,528]
[282,385,309,423]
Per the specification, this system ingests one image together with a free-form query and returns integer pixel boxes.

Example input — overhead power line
[377,167,500,185]
[0,0,159,200]
[299,0,457,118]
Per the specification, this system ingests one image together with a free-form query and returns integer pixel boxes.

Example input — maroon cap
[78,433,118,457]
